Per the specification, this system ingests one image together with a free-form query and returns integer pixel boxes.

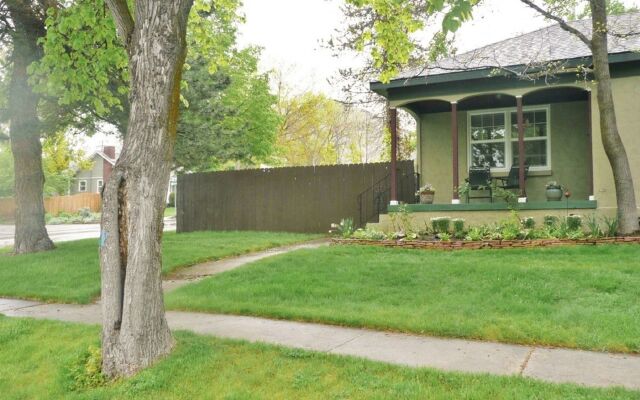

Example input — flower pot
[420,191,435,204]
[545,188,563,201]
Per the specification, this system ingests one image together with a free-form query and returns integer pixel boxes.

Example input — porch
[386,86,596,206]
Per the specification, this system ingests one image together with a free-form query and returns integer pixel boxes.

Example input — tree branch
[105,0,134,50]
[519,0,592,48]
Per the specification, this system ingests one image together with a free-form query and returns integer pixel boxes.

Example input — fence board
[0,192,101,220]
[177,161,415,234]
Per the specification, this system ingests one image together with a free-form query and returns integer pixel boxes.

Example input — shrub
[521,217,535,229]
[452,218,465,237]
[430,217,451,234]
[543,215,558,227]
[566,215,582,231]
[167,192,176,207]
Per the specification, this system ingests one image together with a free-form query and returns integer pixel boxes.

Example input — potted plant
[545,181,564,201]
[417,183,435,204]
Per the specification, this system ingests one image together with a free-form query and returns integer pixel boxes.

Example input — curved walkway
[1,240,639,391]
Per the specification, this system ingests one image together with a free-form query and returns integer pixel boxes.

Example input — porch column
[587,89,595,200]
[451,101,460,204]
[516,96,526,199]
[388,106,398,205]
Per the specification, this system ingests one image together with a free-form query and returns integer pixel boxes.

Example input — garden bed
[332,236,640,251]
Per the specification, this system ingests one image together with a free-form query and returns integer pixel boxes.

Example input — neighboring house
[71,146,116,195]
[72,145,178,205]
[370,13,640,227]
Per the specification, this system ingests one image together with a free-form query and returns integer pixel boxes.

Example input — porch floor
[389,200,597,213]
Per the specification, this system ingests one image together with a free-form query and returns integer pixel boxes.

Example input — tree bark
[590,0,639,234]
[6,1,54,254]
[101,0,193,378]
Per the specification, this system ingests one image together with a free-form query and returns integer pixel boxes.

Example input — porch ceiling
[403,87,588,115]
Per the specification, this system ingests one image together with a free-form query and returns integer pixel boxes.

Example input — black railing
[356,170,419,227]
[357,174,391,227]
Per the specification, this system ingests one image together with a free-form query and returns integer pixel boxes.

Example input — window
[97,179,103,192]
[468,106,550,171]
[79,180,87,192]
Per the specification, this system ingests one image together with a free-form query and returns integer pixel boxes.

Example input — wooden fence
[0,192,101,220]
[177,161,416,233]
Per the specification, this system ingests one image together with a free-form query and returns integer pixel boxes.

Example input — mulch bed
[331,236,640,251]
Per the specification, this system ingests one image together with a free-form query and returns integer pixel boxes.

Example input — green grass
[167,244,640,353]
[164,207,176,218]
[0,317,636,399]
[0,231,318,304]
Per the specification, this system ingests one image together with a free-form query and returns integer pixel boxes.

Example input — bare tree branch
[105,0,134,50]
[519,0,592,47]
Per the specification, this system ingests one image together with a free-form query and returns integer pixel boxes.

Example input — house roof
[91,151,116,166]
[373,12,640,89]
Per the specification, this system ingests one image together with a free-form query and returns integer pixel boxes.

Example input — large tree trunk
[590,0,639,234]
[6,2,54,254]
[101,0,193,378]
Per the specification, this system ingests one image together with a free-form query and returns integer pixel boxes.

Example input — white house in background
[71,145,178,204]
[71,146,116,195]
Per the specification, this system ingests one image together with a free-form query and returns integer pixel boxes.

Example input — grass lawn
[166,244,640,353]
[0,231,318,304]
[0,317,636,399]
[164,207,176,218]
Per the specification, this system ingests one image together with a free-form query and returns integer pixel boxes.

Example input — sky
[237,0,639,97]
[236,0,547,97]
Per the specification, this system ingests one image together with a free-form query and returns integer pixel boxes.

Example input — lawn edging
[331,236,640,250]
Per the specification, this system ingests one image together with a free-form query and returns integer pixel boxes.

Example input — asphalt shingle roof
[396,12,640,80]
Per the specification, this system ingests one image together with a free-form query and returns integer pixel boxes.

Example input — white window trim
[467,105,551,173]
[78,180,87,192]
[97,179,103,193]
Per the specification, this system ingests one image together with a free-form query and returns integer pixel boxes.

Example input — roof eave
[370,52,640,95]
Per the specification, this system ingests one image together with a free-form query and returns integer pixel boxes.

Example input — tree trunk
[590,0,639,234]
[6,2,54,254]
[101,0,193,378]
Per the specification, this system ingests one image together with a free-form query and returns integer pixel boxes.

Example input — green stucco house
[370,12,640,228]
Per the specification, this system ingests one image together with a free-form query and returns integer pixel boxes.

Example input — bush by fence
[177,161,416,233]
[0,192,101,220]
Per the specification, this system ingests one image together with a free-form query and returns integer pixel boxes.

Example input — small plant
[493,186,518,207]
[585,214,603,238]
[430,216,451,234]
[329,218,355,238]
[352,228,386,240]
[521,217,535,229]
[415,183,435,195]
[603,215,619,237]
[566,215,583,231]
[389,204,414,234]
[438,232,452,242]
[452,218,465,238]
[465,227,484,241]
[64,346,106,391]
[545,181,562,190]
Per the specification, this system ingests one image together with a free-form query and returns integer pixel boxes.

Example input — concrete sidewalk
[1,297,639,391]
[162,239,329,291]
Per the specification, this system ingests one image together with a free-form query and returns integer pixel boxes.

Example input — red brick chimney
[102,146,116,188]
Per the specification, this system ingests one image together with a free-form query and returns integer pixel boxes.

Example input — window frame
[467,105,551,173]
[78,180,87,192]
[97,179,103,193]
